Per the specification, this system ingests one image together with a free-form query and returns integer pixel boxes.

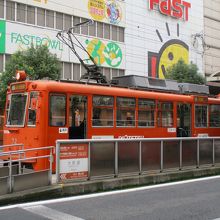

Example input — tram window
[7,93,27,126]
[117,97,135,127]
[195,105,208,128]
[138,99,155,127]
[28,92,39,126]
[92,96,114,127]
[210,105,220,127]
[49,95,66,126]
[157,102,173,127]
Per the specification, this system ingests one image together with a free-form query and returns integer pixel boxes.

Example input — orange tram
[2,74,220,171]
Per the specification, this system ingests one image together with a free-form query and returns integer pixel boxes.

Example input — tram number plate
[59,128,68,134]
[167,128,176,133]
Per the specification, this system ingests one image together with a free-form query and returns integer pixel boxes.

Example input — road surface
[1,176,220,220]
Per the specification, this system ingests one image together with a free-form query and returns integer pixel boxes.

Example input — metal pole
[88,142,91,180]
[213,139,215,167]
[197,139,200,168]
[18,153,21,174]
[160,140,163,172]
[139,141,142,175]
[49,147,53,185]
[56,141,60,183]
[9,153,12,193]
[115,141,118,177]
[179,139,182,170]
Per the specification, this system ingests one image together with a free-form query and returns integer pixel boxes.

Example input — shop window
[112,69,118,78]
[119,69,125,76]
[6,1,15,21]
[210,104,220,127]
[56,12,63,30]
[89,21,96,36]
[81,18,88,35]
[73,63,80,80]
[97,22,103,38]
[138,99,155,127]
[37,8,45,26]
[49,94,66,126]
[195,105,208,127]
[119,27,124,42]
[17,3,26,23]
[64,62,72,80]
[5,54,11,64]
[46,10,54,28]
[27,6,35,24]
[117,97,136,127]
[73,16,80,33]
[0,55,3,73]
[158,102,173,127]
[112,25,117,41]
[104,23,110,39]
[0,0,4,18]
[92,96,114,127]
[64,14,71,30]
[103,68,111,81]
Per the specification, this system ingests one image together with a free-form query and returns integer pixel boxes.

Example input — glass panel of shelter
[69,95,87,139]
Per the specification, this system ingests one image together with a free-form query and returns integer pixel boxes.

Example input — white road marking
[22,205,84,220]
[1,175,220,211]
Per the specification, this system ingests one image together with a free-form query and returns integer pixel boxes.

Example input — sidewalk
[0,166,220,206]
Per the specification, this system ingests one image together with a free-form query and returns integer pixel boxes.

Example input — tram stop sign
[59,143,88,180]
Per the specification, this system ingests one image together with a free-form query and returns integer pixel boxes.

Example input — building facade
[0,0,126,81]
[204,0,220,81]
[0,0,205,80]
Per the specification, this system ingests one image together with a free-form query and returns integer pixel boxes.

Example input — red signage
[149,0,191,21]
[59,143,88,180]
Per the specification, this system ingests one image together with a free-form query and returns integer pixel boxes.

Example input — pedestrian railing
[56,137,220,183]
[0,144,54,195]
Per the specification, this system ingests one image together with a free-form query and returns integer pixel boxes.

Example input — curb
[0,167,220,206]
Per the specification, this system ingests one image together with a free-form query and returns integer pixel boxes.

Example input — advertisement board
[4,21,125,69]
[12,0,125,27]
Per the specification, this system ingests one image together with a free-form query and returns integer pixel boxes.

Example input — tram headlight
[16,70,27,81]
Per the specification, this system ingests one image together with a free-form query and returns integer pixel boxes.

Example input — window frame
[209,104,220,128]
[116,97,136,127]
[194,104,208,128]
[27,92,39,127]
[92,95,114,127]
[49,93,67,127]
[6,92,28,127]
[157,101,173,127]
[138,99,155,127]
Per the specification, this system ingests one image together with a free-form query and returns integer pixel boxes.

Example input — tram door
[69,95,87,139]
[177,103,191,137]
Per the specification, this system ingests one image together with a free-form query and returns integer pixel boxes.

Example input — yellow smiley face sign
[158,40,189,79]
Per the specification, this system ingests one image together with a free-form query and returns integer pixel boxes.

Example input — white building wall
[204,0,220,77]
[125,0,204,79]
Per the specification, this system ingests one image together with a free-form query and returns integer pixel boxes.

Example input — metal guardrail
[0,144,54,195]
[56,137,220,183]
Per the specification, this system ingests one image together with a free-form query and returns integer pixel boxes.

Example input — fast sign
[149,0,191,21]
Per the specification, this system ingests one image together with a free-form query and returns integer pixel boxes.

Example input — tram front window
[7,93,27,126]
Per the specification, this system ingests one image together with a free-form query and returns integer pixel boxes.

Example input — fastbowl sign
[10,32,63,51]
[2,20,125,69]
